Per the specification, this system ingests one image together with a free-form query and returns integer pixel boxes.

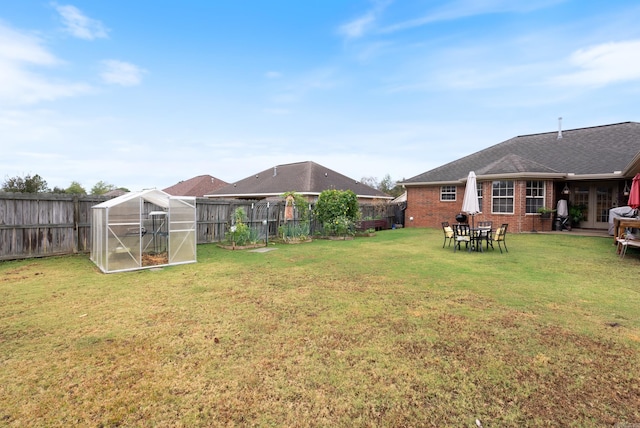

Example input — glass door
[572,183,614,229]
[573,186,590,227]
[594,185,614,229]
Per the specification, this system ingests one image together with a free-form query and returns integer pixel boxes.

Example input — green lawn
[1,228,639,427]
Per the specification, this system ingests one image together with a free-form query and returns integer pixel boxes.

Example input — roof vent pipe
[557,117,563,139]
[273,166,277,177]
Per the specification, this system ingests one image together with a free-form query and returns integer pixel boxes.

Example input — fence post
[73,195,79,253]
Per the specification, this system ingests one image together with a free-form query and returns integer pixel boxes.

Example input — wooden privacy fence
[0,193,404,261]
[0,193,108,261]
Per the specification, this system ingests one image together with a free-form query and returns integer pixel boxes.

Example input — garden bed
[217,243,265,250]
[357,219,389,231]
[316,235,354,241]
[278,237,313,244]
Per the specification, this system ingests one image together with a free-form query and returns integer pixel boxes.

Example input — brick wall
[405,180,555,233]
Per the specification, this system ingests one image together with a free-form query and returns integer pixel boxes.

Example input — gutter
[402,172,625,187]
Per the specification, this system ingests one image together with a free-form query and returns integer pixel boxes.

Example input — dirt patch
[142,252,168,266]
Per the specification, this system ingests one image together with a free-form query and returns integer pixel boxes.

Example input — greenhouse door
[168,198,197,264]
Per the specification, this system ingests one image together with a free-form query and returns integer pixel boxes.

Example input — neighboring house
[164,175,228,197]
[400,121,640,233]
[103,189,127,198]
[205,161,392,202]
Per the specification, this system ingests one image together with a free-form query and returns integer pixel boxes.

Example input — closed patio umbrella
[461,171,480,229]
[628,173,640,209]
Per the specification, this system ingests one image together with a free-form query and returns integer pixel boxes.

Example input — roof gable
[477,154,559,175]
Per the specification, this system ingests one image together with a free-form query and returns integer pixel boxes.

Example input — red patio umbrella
[628,173,640,209]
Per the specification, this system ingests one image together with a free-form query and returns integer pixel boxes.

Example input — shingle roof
[206,161,391,199]
[163,175,228,197]
[402,122,640,184]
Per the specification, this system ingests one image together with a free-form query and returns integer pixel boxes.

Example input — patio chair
[477,221,493,250]
[617,231,640,258]
[441,221,454,248]
[453,223,471,252]
[491,223,509,253]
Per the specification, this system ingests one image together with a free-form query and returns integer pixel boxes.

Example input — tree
[91,181,116,195]
[360,174,405,198]
[379,174,395,194]
[2,174,49,193]
[381,174,405,198]
[360,176,379,188]
[66,181,87,195]
[51,186,67,194]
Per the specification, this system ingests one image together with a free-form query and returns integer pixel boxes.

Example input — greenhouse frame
[91,189,197,273]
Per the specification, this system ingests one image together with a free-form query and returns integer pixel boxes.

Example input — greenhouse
[91,189,197,273]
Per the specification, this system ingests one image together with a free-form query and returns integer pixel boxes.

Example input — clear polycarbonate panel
[91,208,106,271]
[169,197,196,264]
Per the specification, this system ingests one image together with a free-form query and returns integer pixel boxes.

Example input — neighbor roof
[402,122,640,185]
[163,175,228,197]
[206,161,391,200]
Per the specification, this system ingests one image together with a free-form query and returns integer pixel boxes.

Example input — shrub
[315,189,359,236]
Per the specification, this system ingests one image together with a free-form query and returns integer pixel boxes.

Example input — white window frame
[526,180,545,214]
[440,185,457,201]
[492,180,514,214]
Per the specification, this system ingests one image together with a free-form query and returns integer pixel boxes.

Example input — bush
[315,189,359,236]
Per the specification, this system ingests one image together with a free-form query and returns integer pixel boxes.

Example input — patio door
[572,182,614,229]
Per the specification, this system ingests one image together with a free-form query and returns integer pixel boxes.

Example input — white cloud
[100,60,146,86]
[0,24,92,105]
[53,3,109,40]
[551,40,640,87]
[339,10,377,39]
[380,0,565,34]
[0,26,58,66]
[338,0,392,39]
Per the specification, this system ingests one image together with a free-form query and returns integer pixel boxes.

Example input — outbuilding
[91,189,196,273]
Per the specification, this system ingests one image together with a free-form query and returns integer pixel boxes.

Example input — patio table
[469,228,485,252]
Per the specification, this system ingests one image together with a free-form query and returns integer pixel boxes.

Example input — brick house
[400,122,640,233]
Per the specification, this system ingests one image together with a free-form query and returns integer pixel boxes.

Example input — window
[526,180,545,214]
[492,180,514,213]
[477,186,483,213]
[441,185,456,201]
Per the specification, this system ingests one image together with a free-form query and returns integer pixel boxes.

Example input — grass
[1,228,639,427]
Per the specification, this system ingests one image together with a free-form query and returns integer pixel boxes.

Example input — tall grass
[1,229,638,427]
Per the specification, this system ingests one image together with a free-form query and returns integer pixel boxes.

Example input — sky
[1,1,640,192]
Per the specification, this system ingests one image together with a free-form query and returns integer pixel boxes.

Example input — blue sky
[1,1,640,192]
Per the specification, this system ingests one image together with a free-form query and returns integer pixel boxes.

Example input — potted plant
[569,204,587,227]
[537,207,556,219]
